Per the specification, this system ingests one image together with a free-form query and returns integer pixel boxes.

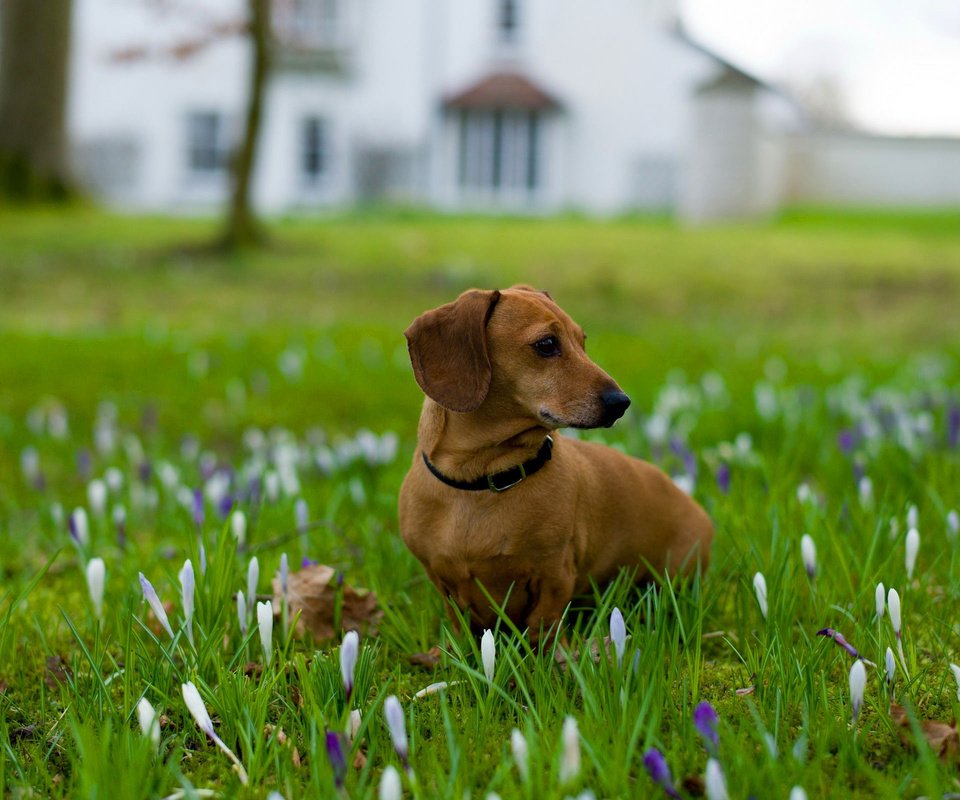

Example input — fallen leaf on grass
[408,646,443,668]
[681,774,706,796]
[272,564,382,642]
[890,703,960,761]
[44,655,72,689]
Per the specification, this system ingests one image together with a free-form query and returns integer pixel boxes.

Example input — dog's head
[404,286,630,429]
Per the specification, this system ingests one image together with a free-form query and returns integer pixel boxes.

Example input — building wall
[784,132,960,207]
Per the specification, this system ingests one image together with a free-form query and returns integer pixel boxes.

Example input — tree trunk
[0,0,74,201]
[219,0,271,250]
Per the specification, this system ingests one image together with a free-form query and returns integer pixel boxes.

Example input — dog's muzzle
[600,390,631,427]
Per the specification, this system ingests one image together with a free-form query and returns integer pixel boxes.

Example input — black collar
[421,436,554,493]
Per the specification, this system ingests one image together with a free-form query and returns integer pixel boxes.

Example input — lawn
[0,207,959,798]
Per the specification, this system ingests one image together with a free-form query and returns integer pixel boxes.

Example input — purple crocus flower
[715,462,731,495]
[837,428,858,455]
[693,701,719,755]
[192,489,204,529]
[325,730,348,788]
[642,748,680,798]
[302,556,319,568]
[670,438,698,479]
[817,628,875,667]
[948,404,960,450]
[217,493,234,520]
[76,449,92,481]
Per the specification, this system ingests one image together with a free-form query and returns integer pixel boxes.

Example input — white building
[68,0,960,221]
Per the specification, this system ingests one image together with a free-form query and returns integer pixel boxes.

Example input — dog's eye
[533,336,561,357]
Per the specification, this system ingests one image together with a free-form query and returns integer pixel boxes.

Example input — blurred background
[3,0,960,223]
[1,0,959,451]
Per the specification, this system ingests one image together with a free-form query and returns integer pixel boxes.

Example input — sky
[681,0,960,136]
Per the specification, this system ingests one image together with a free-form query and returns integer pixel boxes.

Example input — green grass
[1,208,959,798]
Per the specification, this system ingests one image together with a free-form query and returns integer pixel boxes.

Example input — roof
[442,71,561,111]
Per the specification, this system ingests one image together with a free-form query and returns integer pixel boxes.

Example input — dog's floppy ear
[404,289,501,412]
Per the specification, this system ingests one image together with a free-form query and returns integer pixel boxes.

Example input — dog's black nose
[601,390,631,426]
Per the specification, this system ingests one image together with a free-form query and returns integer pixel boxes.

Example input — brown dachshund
[398,286,713,640]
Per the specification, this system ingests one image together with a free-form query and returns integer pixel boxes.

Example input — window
[301,117,327,184]
[497,0,519,44]
[186,112,228,177]
[458,109,540,196]
[275,0,339,48]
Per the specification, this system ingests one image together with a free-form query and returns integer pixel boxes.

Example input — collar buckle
[487,463,527,493]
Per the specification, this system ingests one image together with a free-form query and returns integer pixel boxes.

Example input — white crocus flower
[905,528,919,580]
[481,629,496,683]
[181,681,248,784]
[247,557,259,608]
[888,588,901,637]
[790,788,808,800]
[849,660,867,724]
[71,507,90,548]
[86,557,106,620]
[948,510,959,540]
[610,607,626,667]
[907,504,918,530]
[753,572,768,620]
[511,728,529,781]
[340,630,359,702]
[885,647,896,689]
[379,765,402,800]
[704,757,729,800]
[875,582,885,619]
[384,695,409,767]
[559,716,580,784]
[87,480,107,517]
[237,590,248,636]
[137,697,161,747]
[138,573,174,639]
[179,559,195,647]
[858,476,873,509]
[950,663,960,702]
[800,535,816,579]
[230,510,247,547]
[346,709,362,744]
[257,600,273,666]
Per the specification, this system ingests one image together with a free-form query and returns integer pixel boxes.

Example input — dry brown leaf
[681,775,706,796]
[408,646,443,668]
[890,702,960,761]
[273,564,382,642]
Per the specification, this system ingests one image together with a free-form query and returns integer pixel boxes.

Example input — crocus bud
[642,747,680,798]
[849,659,867,724]
[137,697,161,748]
[481,629,496,683]
[231,510,247,547]
[139,573,174,639]
[325,730,348,789]
[753,572,768,619]
[693,701,719,756]
[87,480,107,517]
[704,757,729,800]
[70,507,90,548]
[790,788,808,800]
[948,510,959,540]
[182,681,248,784]
[875,582,885,619]
[379,765,402,800]
[610,607,626,667]
[885,647,896,688]
[510,728,529,781]
[888,588,902,638]
[179,559,195,647]
[86,557,106,621]
[950,663,960,702]
[237,590,247,636]
[800,535,816,579]
[257,600,273,666]
[247,557,259,606]
[905,528,919,580]
[384,695,409,767]
[559,716,580,784]
[340,630,359,703]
